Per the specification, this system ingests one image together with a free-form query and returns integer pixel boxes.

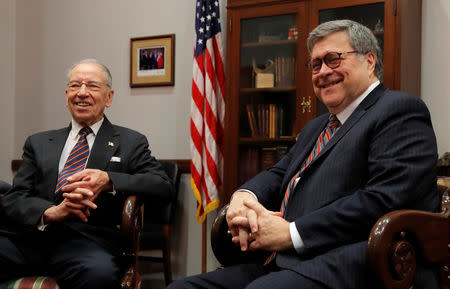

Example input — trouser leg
[48,237,121,289]
[167,263,269,289]
[168,262,328,289]
[0,236,29,289]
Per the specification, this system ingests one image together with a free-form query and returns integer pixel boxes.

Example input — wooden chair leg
[163,225,172,286]
[163,247,172,286]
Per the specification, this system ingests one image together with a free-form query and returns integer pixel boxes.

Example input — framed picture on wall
[130,34,175,87]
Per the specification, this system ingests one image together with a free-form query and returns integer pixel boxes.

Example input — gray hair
[67,58,112,88]
[307,19,383,80]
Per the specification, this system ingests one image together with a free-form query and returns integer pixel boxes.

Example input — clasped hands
[44,169,113,224]
[226,191,293,252]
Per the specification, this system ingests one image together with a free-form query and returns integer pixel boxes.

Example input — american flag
[190,0,225,223]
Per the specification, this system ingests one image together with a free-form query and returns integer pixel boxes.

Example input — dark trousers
[167,263,327,289]
[0,230,121,289]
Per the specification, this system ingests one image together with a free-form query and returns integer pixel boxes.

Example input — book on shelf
[239,145,291,184]
[275,56,296,87]
[261,147,277,170]
[261,146,289,170]
[246,104,258,137]
[244,104,286,138]
[239,148,260,185]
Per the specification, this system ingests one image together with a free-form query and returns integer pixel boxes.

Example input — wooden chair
[210,178,450,289]
[0,192,143,289]
[138,160,181,286]
[367,178,450,289]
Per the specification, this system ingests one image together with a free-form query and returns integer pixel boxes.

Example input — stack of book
[275,56,296,87]
[239,146,289,185]
[246,103,285,138]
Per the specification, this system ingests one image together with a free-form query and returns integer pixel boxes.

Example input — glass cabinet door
[224,1,308,199]
[239,14,298,139]
[236,12,303,187]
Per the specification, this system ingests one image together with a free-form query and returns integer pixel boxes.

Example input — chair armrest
[211,204,269,267]
[367,208,449,289]
[120,195,143,289]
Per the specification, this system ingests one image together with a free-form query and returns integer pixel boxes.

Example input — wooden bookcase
[222,0,421,203]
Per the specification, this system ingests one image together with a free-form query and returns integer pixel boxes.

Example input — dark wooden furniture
[210,178,450,288]
[0,193,142,289]
[138,160,181,286]
[223,0,422,204]
[367,178,450,289]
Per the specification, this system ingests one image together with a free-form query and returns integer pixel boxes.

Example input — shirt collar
[70,118,104,139]
[336,80,380,125]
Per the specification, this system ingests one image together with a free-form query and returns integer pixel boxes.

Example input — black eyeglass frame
[308,51,360,74]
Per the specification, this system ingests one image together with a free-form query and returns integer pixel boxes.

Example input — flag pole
[202,218,207,273]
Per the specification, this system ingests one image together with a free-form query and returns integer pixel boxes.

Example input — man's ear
[365,52,376,74]
[105,89,114,108]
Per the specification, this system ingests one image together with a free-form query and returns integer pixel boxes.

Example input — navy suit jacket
[241,84,440,288]
[1,117,174,253]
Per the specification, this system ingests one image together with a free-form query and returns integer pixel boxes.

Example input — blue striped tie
[265,114,340,264]
[54,127,91,199]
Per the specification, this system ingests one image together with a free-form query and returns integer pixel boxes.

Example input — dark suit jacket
[241,85,440,289]
[0,116,174,253]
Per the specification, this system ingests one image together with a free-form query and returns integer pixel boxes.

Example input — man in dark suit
[0,59,174,289]
[168,20,439,289]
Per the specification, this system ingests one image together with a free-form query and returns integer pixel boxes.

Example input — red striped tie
[265,114,340,264]
[54,127,91,199]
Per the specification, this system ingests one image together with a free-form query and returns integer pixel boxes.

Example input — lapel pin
[108,142,114,147]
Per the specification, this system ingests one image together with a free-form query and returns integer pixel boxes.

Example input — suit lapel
[280,115,329,192]
[290,116,328,173]
[303,84,386,172]
[87,117,119,170]
[47,125,71,198]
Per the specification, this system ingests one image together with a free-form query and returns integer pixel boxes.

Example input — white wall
[421,0,450,157]
[0,0,15,182]
[13,0,194,159]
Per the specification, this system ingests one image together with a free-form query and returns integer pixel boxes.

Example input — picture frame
[130,34,175,87]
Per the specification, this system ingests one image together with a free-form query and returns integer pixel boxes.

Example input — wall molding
[12,159,191,174]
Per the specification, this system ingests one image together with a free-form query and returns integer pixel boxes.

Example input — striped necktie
[265,114,340,264]
[280,114,340,216]
[54,127,91,199]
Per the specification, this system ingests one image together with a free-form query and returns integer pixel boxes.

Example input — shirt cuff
[38,215,48,231]
[231,189,258,201]
[289,221,305,254]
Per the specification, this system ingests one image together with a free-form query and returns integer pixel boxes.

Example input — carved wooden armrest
[367,208,449,289]
[211,204,268,267]
[120,195,143,289]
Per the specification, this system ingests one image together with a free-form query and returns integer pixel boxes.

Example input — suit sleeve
[106,133,174,202]
[1,136,55,229]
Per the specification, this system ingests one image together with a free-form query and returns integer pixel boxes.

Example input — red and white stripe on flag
[190,0,225,223]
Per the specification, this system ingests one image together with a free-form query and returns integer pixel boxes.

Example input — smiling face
[311,31,377,114]
[65,62,114,127]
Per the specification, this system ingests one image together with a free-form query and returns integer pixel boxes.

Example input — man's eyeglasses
[308,51,359,74]
[67,81,109,92]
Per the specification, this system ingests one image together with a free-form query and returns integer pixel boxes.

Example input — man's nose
[77,83,89,95]
[317,61,333,75]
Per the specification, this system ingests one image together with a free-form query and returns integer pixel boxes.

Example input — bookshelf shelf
[242,39,298,48]
[239,136,296,145]
[240,87,296,93]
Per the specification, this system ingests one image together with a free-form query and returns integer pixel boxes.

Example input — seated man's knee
[59,256,121,289]
[167,277,198,289]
